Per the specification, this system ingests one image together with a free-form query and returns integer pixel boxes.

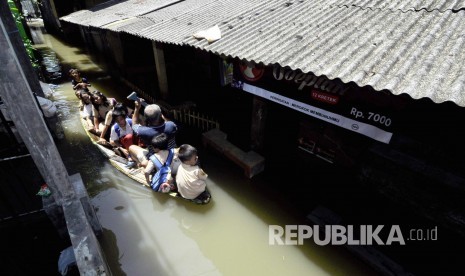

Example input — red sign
[311,89,339,105]
[239,62,265,82]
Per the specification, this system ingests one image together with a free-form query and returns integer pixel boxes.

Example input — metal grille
[172,109,219,131]
[0,155,44,221]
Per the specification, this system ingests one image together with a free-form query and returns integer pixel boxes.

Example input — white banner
[242,83,392,144]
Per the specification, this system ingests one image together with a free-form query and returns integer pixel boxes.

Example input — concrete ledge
[43,173,103,238]
[202,129,264,178]
[42,195,68,240]
[202,128,228,152]
[70,173,103,237]
[42,173,109,275]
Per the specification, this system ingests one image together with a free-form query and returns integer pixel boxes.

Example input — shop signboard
[232,61,396,144]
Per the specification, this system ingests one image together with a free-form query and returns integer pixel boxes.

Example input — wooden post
[0,15,110,276]
[0,0,44,97]
[38,0,61,35]
[152,41,169,100]
[251,96,267,151]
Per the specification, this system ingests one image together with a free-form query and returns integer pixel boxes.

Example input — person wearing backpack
[144,133,180,192]
[109,104,135,167]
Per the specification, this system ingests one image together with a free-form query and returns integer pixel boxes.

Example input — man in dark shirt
[128,99,177,168]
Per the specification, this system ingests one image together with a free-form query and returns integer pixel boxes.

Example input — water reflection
[40,49,62,81]
[32,26,376,276]
[100,228,126,276]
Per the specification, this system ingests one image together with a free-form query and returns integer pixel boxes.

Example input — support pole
[250,96,267,151]
[153,41,169,100]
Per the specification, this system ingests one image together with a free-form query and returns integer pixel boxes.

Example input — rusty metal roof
[61,0,465,106]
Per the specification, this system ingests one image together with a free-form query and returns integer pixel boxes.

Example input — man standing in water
[128,99,177,168]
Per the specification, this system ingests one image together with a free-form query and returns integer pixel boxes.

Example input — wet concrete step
[202,128,264,178]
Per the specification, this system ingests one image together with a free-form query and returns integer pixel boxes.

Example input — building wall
[105,31,124,77]
[119,33,157,97]
[226,59,465,236]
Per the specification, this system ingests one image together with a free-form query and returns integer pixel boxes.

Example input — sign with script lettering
[232,61,396,143]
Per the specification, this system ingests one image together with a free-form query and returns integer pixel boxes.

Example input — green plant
[8,0,39,68]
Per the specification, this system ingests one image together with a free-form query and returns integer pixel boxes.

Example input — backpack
[149,149,174,192]
[114,118,132,138]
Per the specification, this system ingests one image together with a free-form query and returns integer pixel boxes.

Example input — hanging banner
[238,82,392,143]
[232,61,394,144]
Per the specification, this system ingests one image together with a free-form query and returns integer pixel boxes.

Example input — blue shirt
[133,121,177,149]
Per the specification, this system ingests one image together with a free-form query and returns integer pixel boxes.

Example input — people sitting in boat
[78,90,94,130]
[69,68,91,92]
[91,90,117,143]
[74,88,85,111]
[128,98,177,168]
[143,133,178,189]
[109,103,135,167]
[175,144,209,202]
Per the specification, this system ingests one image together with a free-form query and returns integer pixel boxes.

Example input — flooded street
[31,23,376,275]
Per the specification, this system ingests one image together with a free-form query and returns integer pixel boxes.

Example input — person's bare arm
[99,125,109,142]
[132,100,141,125]
[92,106,100,132]
[99,111,114,141]
[197,168,208,180]
[85,117,94,129]
[109,139,121,148]
[73,82,90,90]
[144,161,154,185]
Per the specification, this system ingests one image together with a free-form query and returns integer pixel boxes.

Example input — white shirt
[176,163,208,199]
[81,103,93,119]
[109,121,133,142]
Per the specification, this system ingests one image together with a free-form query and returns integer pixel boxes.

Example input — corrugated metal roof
[330,0,465,12]
[105,0,220,33]
[60,0,182,27]
[61,0,465,106]
[133,0,267,43]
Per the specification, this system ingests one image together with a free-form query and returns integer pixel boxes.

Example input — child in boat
[175,144,209,201]
[109,104,135,167]
[144,133,180,189]
[91,90,117,143]
[78,90,94,129]
[69,68,91,92]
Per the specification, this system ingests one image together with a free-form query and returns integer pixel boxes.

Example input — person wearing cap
[128,98,177,168]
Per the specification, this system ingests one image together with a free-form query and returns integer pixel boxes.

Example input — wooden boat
[81,118,211,204]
